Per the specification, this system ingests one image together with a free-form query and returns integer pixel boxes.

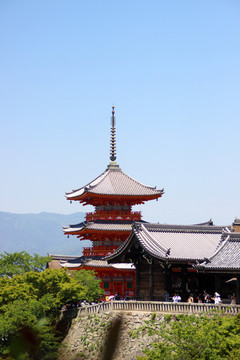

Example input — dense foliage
[136,313,240,360]
[0,252,104,359]
[70,269,104,303]
[0,251,51,277]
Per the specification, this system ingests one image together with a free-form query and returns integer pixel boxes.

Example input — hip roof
[66,167,163,201]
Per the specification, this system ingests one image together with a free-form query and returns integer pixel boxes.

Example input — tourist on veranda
[230,292,237,305]
[164,290,169,302]
[212,292,221,304]
[172,293,181,302]
[114,292,120,300]
[196,292,203,303]
[203,290,211,303]
[187,294,194,303]
[125,292,130,301]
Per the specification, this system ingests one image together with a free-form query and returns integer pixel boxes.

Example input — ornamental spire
[110,105,116,161]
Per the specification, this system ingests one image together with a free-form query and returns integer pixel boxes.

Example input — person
[196,292,203,303]
[187,294,194,303]
[125,292,130,301]
[230,292,237,305]
[203,290,211,303]
[114,292,120,300]
[172,293,181,302]
[164,291,169,302]
[212,292,221,305]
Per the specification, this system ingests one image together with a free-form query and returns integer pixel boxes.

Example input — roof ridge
[207,234,230,262]
[141,224,169,255]
[145,223,225,233]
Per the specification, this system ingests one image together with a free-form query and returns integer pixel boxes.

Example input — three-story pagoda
[63,107,164,298]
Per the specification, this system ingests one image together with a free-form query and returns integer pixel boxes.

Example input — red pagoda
[62,106,164,298]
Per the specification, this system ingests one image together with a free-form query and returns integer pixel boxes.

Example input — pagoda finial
[110,105,116,161]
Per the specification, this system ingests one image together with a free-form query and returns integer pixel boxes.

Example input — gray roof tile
[66,167,163,199]
[107,222,226,262]
[197,233,240,270]
[63,220,133,234]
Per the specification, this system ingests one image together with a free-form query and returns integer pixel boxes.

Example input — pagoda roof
[196,232,240,271]
[107,221,228,263]
[63,219,138,235]
[65,164,164,204]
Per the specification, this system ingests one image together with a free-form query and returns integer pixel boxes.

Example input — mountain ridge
[0,211,90,256]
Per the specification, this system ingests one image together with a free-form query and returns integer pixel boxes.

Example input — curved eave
[64,228,131,237]
[63,221,133,236]
[107,222,222,264]
[65,170,108,200]
[63,224,85,235]
[65,167,164,203]
[106,232,136,262]
[66,191,163,204]
[106,225,168,263]
[196,234,240,272]
[196,265,240,272]
[63,228,83,235]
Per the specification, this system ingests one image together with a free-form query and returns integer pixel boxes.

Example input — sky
[1,0,240,226]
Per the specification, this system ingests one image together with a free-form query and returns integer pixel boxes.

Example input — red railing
[83,247,118,257]
[85,211,142,221]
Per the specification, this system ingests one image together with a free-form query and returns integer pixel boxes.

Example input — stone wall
[58,310,167,360]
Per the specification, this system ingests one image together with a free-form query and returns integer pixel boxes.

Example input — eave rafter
[67,193,163,206]
[65,228,131,241]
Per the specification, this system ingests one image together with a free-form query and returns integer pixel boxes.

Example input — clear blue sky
[1,0,239,226]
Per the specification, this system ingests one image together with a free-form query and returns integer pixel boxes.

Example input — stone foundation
[58,311,165,360]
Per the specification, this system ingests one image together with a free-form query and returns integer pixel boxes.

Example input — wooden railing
[85,211,142,221]
[83,247,117,257]
[77,301,240,316]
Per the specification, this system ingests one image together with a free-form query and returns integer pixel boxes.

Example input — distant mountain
[0,211,90,256]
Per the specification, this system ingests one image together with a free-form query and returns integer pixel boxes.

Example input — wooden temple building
[60,106,164,297]
[107,219,240,302]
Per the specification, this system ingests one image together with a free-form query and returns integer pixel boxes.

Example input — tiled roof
[107,222,227,262]
[60,261,82,268]
[48,254,78,261]
[82,259,135,269]
[196,232,240,270]
[63,220,134,234]
[83,259,112,268]
[63,222,85,233]
[47,254,83,269]
[59,258,135,270]
[48,259,63,270]
[112,263,135,270]
[66,166,164,199]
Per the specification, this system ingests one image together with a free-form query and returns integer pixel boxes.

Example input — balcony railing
[83,247,117,257]
[78,301,240,316]
[85,211,142,221]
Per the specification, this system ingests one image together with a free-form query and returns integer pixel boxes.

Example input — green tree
[71,269,105,303]
[0,268,88,359]
[0,268,86,311]
[0,251,51,277]
[137,313,240,360]
[0,298,60,359]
